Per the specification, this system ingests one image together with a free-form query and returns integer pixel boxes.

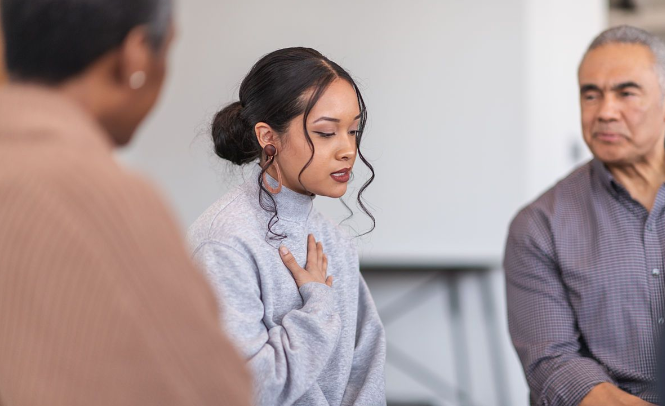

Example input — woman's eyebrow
[313,116,340,123]
[312,114,362,124]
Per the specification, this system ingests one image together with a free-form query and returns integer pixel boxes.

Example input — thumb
[325,276,333,287]
[279,245,303,276]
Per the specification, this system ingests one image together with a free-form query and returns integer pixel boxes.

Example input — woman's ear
[255,122,280,149]
[114,26,153,89]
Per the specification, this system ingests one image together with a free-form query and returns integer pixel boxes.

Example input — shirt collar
[591,158,622,194]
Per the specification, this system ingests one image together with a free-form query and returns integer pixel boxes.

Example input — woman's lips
[331,168,351,183]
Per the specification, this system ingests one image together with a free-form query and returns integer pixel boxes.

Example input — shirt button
[659,318,665,325]
[653,269,661,277]
[647,223,654,231]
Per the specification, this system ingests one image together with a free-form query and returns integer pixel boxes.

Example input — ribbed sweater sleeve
[192,241,342,406]
[0,155,252,406]
[340,276,387,405]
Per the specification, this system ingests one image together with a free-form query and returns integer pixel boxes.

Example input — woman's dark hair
[211,47,375,240]
[2,0,173,84]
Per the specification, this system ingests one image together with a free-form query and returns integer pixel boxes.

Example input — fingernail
[279,245,289,255]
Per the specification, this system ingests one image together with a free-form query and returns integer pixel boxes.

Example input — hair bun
[211,101,260,165]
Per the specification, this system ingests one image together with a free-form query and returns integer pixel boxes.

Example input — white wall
[523,0,607,200]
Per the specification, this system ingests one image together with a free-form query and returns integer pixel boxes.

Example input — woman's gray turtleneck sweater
[187,171,386,406]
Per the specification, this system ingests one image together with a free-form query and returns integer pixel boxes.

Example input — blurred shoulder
[188,182,266,251]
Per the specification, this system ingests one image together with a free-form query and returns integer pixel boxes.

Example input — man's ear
[116,26,152,89]
[255,122,281,150]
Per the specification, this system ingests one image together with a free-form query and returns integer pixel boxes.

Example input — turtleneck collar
[246,165,315,223]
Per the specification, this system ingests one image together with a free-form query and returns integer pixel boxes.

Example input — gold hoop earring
[262,144,283,194]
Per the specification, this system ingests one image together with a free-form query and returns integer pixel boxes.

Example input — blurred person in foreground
[505,25,665,406]
[0,0,251,405]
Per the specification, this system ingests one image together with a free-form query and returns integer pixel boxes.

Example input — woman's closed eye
[313,130,360,138]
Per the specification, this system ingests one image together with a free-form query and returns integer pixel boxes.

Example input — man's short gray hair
[586,25,665,94]
[3,0,175,83]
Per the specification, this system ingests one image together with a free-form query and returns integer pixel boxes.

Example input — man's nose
[598,95,621,122]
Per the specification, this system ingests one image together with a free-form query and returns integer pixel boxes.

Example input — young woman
[188,47,386,406]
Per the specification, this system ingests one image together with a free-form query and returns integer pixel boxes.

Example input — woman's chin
[320,185,348,199]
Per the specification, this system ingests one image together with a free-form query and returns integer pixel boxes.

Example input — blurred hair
[2,0,173,83]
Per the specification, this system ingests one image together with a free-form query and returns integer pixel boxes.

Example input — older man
[505,25,665,406]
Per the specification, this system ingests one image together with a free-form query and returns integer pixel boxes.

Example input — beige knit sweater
[0,85,251,406]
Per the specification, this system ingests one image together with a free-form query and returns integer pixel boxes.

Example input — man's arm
[504,206,614,406]
[580,383,656,406]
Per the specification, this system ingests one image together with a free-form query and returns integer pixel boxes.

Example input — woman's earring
[262,144,283,194]
[129,71,146,90]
